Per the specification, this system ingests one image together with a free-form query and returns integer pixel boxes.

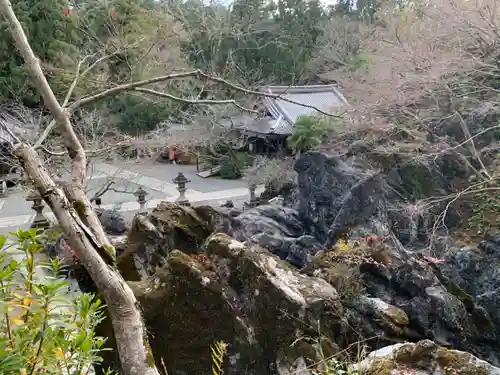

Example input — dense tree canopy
[0,0,172,107]
[0,0,373,132]
[0,0,78,105]
[175,0,329,84]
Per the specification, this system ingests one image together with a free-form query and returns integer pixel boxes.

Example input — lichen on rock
[354,340,499,375]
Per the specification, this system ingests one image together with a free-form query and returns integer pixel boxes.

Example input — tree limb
[69,70,202,110]
[69,70,345,117]
[39,138,133,157]
[0,2,160,374]
[196,71,347,118]
[135,87,257,113]
[0,0,86,185]
[35,52,119,148]
[0,1,110,249]
[15,144,158,375]
[35,67,346,149]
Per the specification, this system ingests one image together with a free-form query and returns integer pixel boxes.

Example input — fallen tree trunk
[0,1,160,374]
[16,144,159,375]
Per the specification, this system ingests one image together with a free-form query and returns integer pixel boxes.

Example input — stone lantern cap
[172,172,191,185]
[134,186,148,199]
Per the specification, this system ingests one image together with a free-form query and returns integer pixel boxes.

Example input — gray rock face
[118,202,212,279]
[436,235,500,361]
[293,152,388,246]
[216,205,323,267]
[95,209,128,234]
[304,238,500,363]
[129,234,348,375]
[208,153,392,267]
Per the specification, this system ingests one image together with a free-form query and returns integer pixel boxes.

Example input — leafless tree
[245,156,296,190]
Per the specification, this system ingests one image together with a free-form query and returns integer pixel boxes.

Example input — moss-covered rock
[354,340,499,375]
[133,233,350,375]
[352,296,409,336]
[150,202,212,252]
[117,203,212,279]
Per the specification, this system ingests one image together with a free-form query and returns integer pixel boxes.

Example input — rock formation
[129,234,347,375]
[58,134,500,374]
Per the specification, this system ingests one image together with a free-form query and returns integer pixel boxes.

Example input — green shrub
[106,94,182,135]
[235,151,254,168]
[0,228,109,375]
[289,115,334,153]
[219,159,242,179]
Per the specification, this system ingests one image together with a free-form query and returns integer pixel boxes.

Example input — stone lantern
[0,180,6,198]
[134,186,149,214]
[248,184,258,208]
[26,189,50,229]
[173,172,191,206]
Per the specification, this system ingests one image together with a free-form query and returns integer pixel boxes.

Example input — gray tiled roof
[263,85,348,122]
[241,85,348,136]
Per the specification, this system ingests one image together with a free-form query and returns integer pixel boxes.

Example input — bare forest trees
[333,0,500,115]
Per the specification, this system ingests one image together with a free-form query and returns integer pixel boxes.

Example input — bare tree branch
[134,87,257,112]
[70,70,345,117]
[35,52,120,148]
[69,70,201,110]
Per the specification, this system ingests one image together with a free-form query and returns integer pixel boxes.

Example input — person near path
[169,147,176,164]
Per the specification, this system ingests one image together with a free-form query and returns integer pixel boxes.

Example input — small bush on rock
[467,179,500,238]
[320,239,367,303]
[324,263,364,303]
[0,228,109,375]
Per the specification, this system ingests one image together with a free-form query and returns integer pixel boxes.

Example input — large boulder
[436,234,500,363]
[118,202,212,280]
[292,152,389,247]
[96,208,128,235]
[128,233,350,375]
[220,205,323,267]
[355,340,500,375]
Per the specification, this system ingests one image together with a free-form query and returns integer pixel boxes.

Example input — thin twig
[35,52,122,148]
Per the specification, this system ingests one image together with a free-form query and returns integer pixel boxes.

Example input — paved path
[0,161,258,235]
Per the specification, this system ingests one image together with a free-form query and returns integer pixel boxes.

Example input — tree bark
[0,1,160,374]
[16,145,158,375]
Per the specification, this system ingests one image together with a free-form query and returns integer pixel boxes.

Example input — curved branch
[135,87,257,113]
[197,71,347,118]
[69,70,202,111]
[69,70,345,118]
